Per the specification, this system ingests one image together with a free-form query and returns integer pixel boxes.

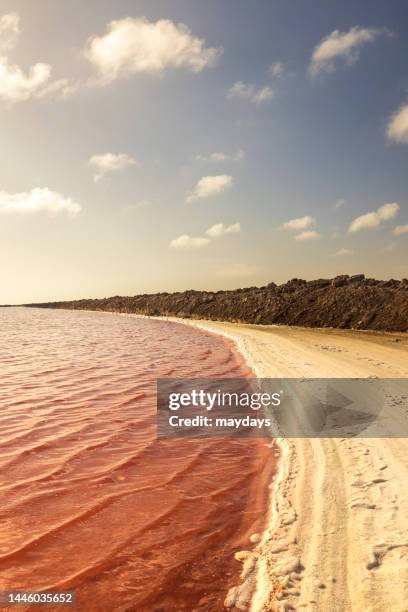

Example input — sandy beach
[178,319,408,611]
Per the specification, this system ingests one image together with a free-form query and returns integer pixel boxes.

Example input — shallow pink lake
[0,308,276,611]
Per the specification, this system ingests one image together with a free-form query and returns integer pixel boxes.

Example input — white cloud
[387,101,408,144]
[253,85,274,103]
[393,224,408,236]
[196,149,245,163]
[280,215,316,231]
[170,220,240,250]
[269,61,284,78]
[334,248,354,256]
[36,77,79,99]
[84,17,222,82]
[89,153,137,182]
[0,187,81,216]
[0,12,76,104]
[0,13,20,52]
[227,81,253,99]
[206,222,241,237]
[0,58,77,103]
[170,234,210,249]
[227,81,274,104]
[186,175,233,203]
[348,202,399,232]
[0,57,52,102]
[309,26,387,76]
[294,230,321,241]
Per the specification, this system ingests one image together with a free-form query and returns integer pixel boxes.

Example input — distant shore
[25,274,408,332]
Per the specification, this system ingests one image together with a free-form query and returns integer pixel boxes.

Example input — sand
[177,320,408,612]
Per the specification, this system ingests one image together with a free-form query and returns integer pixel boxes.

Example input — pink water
[0,308,276,611]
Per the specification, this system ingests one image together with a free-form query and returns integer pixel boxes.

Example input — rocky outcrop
[27,275,408,332]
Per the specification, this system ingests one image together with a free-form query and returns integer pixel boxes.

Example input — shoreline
[154,315,288,610]
[160,316,295,610]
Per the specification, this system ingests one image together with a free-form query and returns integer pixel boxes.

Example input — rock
[234,550,252,562]
[349,274,365,282]
[364,278,379,286]
[224,587,238,608]
[26,275,408,332]
[379,279,399,288]
[307,278,331,287]
[287,278,307,286]
[332,275,349,287]
[250,533,261,544]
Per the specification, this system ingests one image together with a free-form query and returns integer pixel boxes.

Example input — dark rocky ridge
[27,275,408,332]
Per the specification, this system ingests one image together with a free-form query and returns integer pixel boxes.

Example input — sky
[0,0,407,303]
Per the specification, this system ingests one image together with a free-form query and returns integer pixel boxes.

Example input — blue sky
[0,0,407,303]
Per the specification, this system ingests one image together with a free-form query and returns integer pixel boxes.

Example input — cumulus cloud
[171,220,240,250]
[196,149,245,163]
[88,153,137,182]
[0,59,77,103]
[186,175,233,203]
[294,230,321,241]
[334,248,354,256]
[206,222,241,237]
[393,224,408,236]
[253,85,274,103]
[227,81,274,104]
[84,17,222,83]
[37,77,79,99]
[387,101,408,144]
[170,234,210,249]
[227,81,253,99]
[0,57,53,102]
[0,187,81,216]
[0,12,20,52]
[348,202,399,232]
[309,26,387,76]
[0,12,77,103]
[280,215,316,231]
